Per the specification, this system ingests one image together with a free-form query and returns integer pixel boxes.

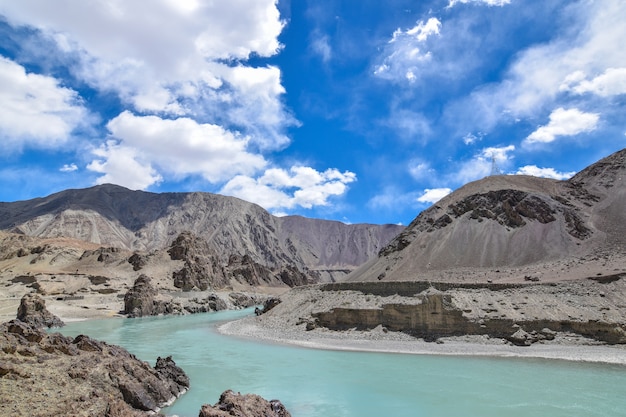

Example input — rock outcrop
[260,277,626,346]
[123,275,256,317]
[16,293,64,328]
[169,232,228,291]
[0,320,189,416]
[123,275,170,318]
[199,390,291,417]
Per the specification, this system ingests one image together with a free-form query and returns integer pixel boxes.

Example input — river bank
[219,314,626,365]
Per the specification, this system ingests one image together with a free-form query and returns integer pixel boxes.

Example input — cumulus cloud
[525,108,599,144]
[417,188,452,204]
[560,67,626,97]
[59,163,78,172]
[87,141,163,190]
[0,0,291,147]
[374,18,441,83]
[515,165,575,180]
[221,167,356,210]
[87,111,267,187]
[0,56,88,149]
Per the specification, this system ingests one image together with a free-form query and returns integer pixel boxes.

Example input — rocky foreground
[0,319,189,416]
[0,295,291,417]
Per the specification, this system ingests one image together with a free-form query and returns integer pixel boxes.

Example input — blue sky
[0,0,624,226]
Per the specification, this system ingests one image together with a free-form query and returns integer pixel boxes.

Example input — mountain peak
[348,148,625,283]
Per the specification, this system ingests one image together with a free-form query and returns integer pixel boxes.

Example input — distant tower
[490,156,501,176]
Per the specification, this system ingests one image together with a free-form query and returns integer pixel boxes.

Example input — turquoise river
[58,309,626,417]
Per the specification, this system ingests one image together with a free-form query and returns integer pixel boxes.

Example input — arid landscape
[1,148,626,416]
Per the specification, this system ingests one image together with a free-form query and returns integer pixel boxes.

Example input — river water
[59,309,626,417]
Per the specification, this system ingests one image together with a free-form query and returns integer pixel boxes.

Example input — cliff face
[0,186,403,282]
[260,276,626,346]
[347,148,626,282]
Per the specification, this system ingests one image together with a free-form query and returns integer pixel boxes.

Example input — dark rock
[73,334,104,352]
[128,253,147,271]
[229,292,262,309]
[199,390,291,417]
[0,320,190,415]
[169,232,228,291]
[257,297,281,315]
[155,355,190,397]
[16,293,65,328]
[123,275,168,318]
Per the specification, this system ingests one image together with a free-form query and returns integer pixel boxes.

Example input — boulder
[199,390,291,417]
[506,328,538,346]
[256,297,281,315]
[123,275,169,318]
[229,292,264,309]
[16,293,64,328]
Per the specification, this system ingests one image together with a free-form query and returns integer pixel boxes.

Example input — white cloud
[221,167,356,210]
[87,141,163,190]
[481,144,515,161]
[454,145,515,183]
[452,0,626,133]
[463,132,484,145]
[560,67,626,97]
[0,0,291,146]
[515,165,575,180]
[400,18,442,42]
[60,163,78,172]
[417,188,452,204]
[374,18,441,83]
[89,111,267,186]
[447,0,511,8]
[525,108,599,144]
[0,56,88,149]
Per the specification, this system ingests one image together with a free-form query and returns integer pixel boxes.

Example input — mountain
[244,149,626,347]
[347,148,626,283]
[0,185,403,282]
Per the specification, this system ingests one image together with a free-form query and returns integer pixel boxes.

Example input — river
[58,309,626,417]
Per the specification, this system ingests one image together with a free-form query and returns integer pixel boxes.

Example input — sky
[0,0,625,226]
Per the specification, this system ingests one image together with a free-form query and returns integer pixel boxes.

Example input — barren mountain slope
[347,148,626,283]
[0,185,403,276]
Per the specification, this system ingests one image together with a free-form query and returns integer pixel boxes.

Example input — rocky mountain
[347,148,626,283]
[243,149,626,347]
[0,185,403,283]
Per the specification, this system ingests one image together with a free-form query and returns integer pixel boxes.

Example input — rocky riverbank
[0,294,292,417]
[219,278,626,365]
[0,319,189,416]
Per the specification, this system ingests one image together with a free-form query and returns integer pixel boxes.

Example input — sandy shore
[218,315,626,366]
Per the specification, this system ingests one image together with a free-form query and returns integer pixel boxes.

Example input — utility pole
[490,156,501,176]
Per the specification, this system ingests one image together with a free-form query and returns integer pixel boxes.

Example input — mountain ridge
[347,147,625,283]
[0,184,404,280]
